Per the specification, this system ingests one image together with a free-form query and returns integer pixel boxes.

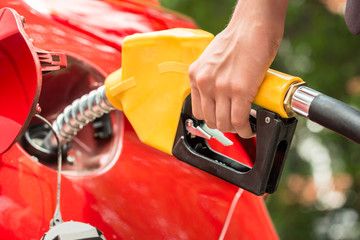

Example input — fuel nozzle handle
[291,86,360,144]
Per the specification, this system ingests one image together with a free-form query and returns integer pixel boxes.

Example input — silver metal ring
[291,86,320,118]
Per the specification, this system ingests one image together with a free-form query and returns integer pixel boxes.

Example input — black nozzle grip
[308,94,360,144]
[172,94,298,195]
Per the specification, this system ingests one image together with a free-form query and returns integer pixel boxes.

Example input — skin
[189,0,289,138]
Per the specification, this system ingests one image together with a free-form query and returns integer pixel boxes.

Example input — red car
[0,0,282,239]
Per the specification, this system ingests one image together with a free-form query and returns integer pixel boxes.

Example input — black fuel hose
[292,86,360,144]
[308,94,360,144]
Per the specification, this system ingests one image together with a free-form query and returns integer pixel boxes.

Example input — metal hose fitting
[291,86,320,118]
[43,85,115,149]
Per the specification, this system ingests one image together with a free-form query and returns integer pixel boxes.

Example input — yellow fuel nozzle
[105,28,214,154]
[104,28,304,154]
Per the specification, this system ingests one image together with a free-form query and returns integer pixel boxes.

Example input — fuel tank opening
[20,55,123,174]
[21,123,69,163]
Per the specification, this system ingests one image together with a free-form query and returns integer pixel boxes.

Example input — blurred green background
[159,0,360,239]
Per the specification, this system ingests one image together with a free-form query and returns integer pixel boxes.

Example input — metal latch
[185,119,233,146]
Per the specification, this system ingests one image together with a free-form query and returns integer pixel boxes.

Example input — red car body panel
[0,0,278,239]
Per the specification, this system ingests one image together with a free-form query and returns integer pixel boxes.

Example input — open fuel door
[0,8,41,154]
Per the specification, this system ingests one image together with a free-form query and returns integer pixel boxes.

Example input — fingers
[190,87,204,120]
[191,87,217,130]
[201,97,216,129]
[216,95,234,133]
[189,63,254,138]
[189,62,205,121]
[231,96,255,138]
[188,32,260,139]
[189,64,217,129]
[191,82,254,138]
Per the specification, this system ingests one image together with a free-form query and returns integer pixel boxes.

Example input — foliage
[159,0,360,239]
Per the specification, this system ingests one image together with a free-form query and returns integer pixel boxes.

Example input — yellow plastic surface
[105,28,214,154]
[254,69,303,118]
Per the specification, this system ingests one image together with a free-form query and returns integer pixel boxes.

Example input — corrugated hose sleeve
[308,94,360,144]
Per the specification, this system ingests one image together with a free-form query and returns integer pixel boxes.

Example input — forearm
[220,0,289,86]
[230,0,289,32]
[228,0,289,54]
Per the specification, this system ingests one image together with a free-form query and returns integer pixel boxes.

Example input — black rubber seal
[308,94,360,144]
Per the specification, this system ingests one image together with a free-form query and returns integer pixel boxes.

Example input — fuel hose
[291,86,360,144]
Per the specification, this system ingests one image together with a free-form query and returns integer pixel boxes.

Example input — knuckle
[231,117,247,129]
[232,117,254,139]
[189,65,210,88]
[231,84,247,95]
[188,64,196,80]
[217,121,230,132]
[196,73,210,88]
[215,81,229,93]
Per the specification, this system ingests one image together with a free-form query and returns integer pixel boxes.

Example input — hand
[189,0,289,138]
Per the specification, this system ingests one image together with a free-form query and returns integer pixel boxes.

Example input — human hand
[188,0,289,138]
